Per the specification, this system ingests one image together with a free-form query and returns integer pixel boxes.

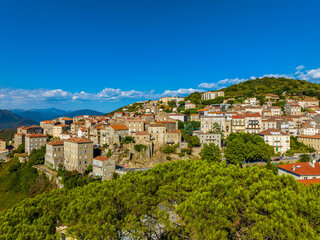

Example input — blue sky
[1,0,320,112]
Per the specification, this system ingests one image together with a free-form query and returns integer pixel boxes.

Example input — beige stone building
[244,112,262,134]
[165,130,181,145]
[297,135,320,152]
[154,121,178,130]
[190,114,200,122]
[231,114,245,133]
[149,124,166,144]
[126,119,145,135]
[64,138,93,173]
[53,124,70,138]
[285,103,301,115]
[13,133,25,149]
[201,91,224,101]
[261,119,278,131]
[258,128,290,154]
[134,131,151,144]
[40,120,60,135]
[0,139,6,151]
[17,125,43,135]
[25,134,47,154]
[92,156,116,180]
[101,125,129,145]
[45,140,64,170]
[193,131,221,147]
[270,106,282,116]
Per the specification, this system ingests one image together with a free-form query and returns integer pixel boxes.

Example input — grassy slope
[0,159,53,211]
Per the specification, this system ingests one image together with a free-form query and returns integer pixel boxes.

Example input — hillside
[221,77,320,98]
[0,110,37,130]
[64,109,105,118]
[1,160,320,239]
[12,108,68,123]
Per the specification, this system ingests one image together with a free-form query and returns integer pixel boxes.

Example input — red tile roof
[26,134,46,138]
[47,140,64,146]
[297,179,320,186]
[298,135,320,139]
[94,156,110,161]
[66,138,92,144]
[258,128,287,136]
[278,162,320,176]
[135,131,150,135]
[244,112,261,117]
[110,125,128,130]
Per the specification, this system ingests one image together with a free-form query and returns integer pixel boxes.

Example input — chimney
[309,160,316,168]
[292,165,295,171]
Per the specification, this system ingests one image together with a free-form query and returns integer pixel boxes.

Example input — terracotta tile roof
[110,125,128,130]
[297,179,320,186]
[15,133,24,136]
[154,121,176,124]
[135,131,150,135]
[197,109,210,112]
[298,134,320,139]
[232,114,244,119]
[244,112,261,117]
[149,123,166,128]
[258,128,287,136]
[47,140,64,146]
[24,125,41,129]
[26,134,46,138]
[279,162,320,176]
[94,156,110,161]
[66,138,92,144]
[61,117,73,120]
[166,129,181,133]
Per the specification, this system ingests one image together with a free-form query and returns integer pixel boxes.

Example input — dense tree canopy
[1,159,320,240]
[225,133,274,164]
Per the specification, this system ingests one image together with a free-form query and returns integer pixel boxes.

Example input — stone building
[64,138,93,173]
[45,140,64,170]
[25,134,47,154]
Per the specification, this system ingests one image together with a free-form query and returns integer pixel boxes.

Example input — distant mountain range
[0,110,38,130]
[0,108,105,130]
[63,109,105,118]
[11,108,69,123]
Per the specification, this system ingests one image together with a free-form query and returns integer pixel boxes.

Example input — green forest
[222,77,320,98]
[1,158,320,239]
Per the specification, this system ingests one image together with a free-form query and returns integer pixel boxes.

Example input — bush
[134,144,147,152]
[166,156,172,161]
[162,144,178,154]
[8,160,21,173]
[121,136,135,144]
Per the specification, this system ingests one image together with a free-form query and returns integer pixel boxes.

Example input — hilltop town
[1,78,320,185]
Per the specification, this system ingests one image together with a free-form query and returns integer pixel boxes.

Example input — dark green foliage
[222,77,320,99]
[200,143,222,162]
[202,96,224,105]
[299,154,310,163]
[286,136,315,155]
[0,129,16,141]
[8,160,21,173]
[1,160,320,239]
[185,92,202,104]
[162,144,178,154]
[106,149,112,157]
[28,146,46,165]
[187,135,200,148]
[225,133,274,165]
[134,144,147,152]
[58,169,94,190]
[121,136,135,144]
[184,122,193,135]
[7,144,25,158]
[167,100,177,108]
[84,164,93,176]
[181,148,192,155]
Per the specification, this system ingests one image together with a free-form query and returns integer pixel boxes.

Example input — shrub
[134,144,147,152]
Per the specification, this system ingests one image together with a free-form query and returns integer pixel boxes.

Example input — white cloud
[0,86,205,108]
[298,68,320,81]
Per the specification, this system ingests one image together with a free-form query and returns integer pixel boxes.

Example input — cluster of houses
[4,90,320,182]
